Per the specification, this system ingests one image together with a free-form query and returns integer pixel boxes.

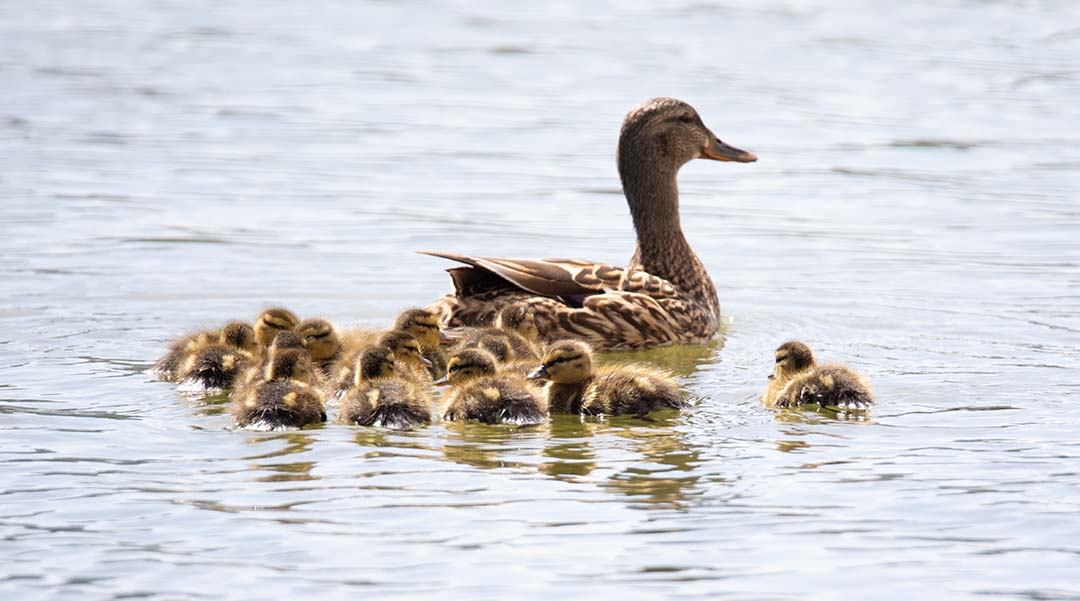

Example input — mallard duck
[437,348,546,426]
[231,348,326,431]
[528,340,687,416]
[296,318,341,377]
[339,346,431,429]
[762,341,873,411]
[178,321,258,391]
[253,307,300,347]
[422,98,756,351]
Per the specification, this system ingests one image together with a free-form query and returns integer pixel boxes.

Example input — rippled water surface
[3,1,1080,599]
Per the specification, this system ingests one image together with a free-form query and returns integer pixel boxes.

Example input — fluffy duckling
[253,307,300,347]
[296,318,341,377]
[528,340,687,417]
[493,304,542,360]
[393,308,451,375]
[329,330,433,397]
[231,348,326,431]
[178,321,258,391]
[235,330,310,392]
[339,346,432,429]
[471,333,536,377]
[762,341,873,411]
[437,348,546,426]
[153,328,220,381]
[455,305,541,362]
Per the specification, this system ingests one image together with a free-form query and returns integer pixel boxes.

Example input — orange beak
[701,139,757,163]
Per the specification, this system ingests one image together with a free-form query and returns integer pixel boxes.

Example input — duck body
[440,375,546,426]
[762,341,873,411]
[232,380,326,431]
[340,378,430,429]
[153,329,219,381]
[180,344,254,391]
[424,98,756,351]
[438,349,546,426]
[230,348,326,431]
[529,340,687,417]
[338,346,431,430]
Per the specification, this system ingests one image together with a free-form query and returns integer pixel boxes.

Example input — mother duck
[423,98,756,351]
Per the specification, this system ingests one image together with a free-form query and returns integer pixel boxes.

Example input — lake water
[2,1,1079,599]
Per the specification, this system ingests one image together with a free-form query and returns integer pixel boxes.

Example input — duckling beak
[768,374,775,380]
[433,375,450,386]
[701,138,757,163]
[439,331,455,346]
[527,365,549,381]
[420,356,433,367]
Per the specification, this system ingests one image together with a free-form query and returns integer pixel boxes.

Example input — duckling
[235,330,310,392]
[437,348,546,426]
[231,348,326,431]
[762,341,873,411]
[253,307,300,347]
[528,340,687,417]
[493,304,542,360]
[455,305,542,362]
[470,333,536,377]
[178,321,258,391]
[296,318,341,378]
[393,308,451,376]
[339,346,431,429]
[329,329,434,397]
[152,328,220,381]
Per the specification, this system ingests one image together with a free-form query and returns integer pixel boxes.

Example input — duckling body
[153,329,219,381]
[178,322,257,391]
[762,341,873,411]
[253,307,300,347]
[424,98,757,351]
[339,347,431,430]
[529,340,687,417]
[297,318,342,378]
[231,348,326,431]
[438,349,546,426]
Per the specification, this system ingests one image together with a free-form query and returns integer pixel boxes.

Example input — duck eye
[678,114,693,124]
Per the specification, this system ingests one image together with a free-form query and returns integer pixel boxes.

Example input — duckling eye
[678,114,693,124]
[449,364,462,373]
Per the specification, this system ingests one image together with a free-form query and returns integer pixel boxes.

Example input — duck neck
[620,162,718,314]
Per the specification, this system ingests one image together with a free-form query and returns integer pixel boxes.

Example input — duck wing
[419,251,624,303]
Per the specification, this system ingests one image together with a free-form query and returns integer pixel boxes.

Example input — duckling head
[475,333,513,363]
[265,348,315,383]
[393,308,448,350]
[220,321,256,352]
[356,346,397,384]
[270,330,307,353]
[378,330,432,368]
[618,98,756,185]
[297,318,340,362]
[495,304,540,340]
[528,340,593,384]
[254,307,300,347]
[772,341,816,382]
[438,348,497,386]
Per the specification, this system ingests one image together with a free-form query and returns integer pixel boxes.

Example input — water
[2,1,1079,599]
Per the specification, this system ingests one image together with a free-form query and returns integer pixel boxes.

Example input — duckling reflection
[439,420,549,471]
[537,414,706,510]
[240,432,319,482]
